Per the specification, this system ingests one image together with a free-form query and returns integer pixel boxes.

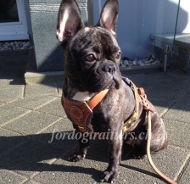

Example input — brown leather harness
[62,78,155,133]
[63,89,109,132]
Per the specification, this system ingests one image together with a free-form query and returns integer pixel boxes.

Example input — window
[0,0,29,41]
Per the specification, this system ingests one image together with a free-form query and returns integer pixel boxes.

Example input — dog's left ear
[56,0,85,43]
[97,0,119,36]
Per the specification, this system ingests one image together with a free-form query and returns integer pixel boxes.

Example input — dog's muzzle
[102,64,116,74]
[98,63,121,90]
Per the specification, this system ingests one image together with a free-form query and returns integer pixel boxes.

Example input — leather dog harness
[63,89,109,132]
[62,77,154,133]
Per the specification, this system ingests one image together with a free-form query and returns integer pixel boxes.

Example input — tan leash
[123,82,178,183]
[137,87,178,184]
[147,111,178,184]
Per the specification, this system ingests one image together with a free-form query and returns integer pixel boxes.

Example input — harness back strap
[123,81,155,133]
[63,89,109,132]
[123,82,139,132]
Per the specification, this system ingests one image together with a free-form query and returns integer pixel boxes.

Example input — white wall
[92,0,190,59]
[177,0,190,33]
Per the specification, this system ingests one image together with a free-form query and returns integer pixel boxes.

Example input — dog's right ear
[56,0,85,43]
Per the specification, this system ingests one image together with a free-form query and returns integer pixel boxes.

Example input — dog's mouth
[113,72,122,89]
[83,65,122,93]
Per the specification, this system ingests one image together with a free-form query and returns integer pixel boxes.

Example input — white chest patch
[72,91,94,102]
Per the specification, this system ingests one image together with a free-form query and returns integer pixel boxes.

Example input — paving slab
[164,119,190,149]
[0,104,30,126]
[0,79,25,89]
[178,159,190,184]
[0,139,66,178]
[0,101,5,107]
[149,99,174,117]
[153,77,190,90]
[121,146,189,184]
[3,111,60,135]
[33,156,105,184]
[29,118,79,152]
[0,56,7,72]
[10,95,57,110]
[125,71,185,87]
[3,66,27,76]
[0,55,7,61]
[163,90,190,123]
[126,73,152,87]
[0,170,27,184]
[56,81,63,97]
[0,86,24,103]
[146,85,185,102]
[6,54,28,63]
[0,80,8,88]
[0,50,28,78]
[25,83,58,98]
[164,108,190,123]
[36,98,66,118]
[38,118,75,141]
[135,84,186,118]
[33,145,188,184]
[23,180,42,184]
[0,128,28,157]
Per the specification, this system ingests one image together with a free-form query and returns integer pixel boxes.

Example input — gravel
[120,55,161,68]
[0,41,33,51]
[0,42,161,68]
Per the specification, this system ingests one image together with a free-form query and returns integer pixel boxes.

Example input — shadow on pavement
[0,132,163,182]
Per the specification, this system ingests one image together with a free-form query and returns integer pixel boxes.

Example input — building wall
[93,0,190,59]
[28,0,88,72]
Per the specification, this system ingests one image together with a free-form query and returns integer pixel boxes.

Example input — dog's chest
[72,91,94,102]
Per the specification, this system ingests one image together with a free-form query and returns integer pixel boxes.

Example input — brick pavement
[0,51,190,184]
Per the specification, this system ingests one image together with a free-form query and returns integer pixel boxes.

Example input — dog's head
[56,0,122,93]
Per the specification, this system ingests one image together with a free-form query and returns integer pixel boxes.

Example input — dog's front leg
[69,134,90,162]
[101,130,123,183]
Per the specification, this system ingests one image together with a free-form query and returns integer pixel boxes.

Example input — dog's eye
[85,54,96,62]
[115,52,121,60]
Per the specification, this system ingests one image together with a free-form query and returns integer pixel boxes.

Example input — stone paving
[0,51,190,184]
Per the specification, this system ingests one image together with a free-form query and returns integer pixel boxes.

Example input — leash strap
[146,111,177,184]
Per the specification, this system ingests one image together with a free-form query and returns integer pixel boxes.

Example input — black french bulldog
[56,0,168,182]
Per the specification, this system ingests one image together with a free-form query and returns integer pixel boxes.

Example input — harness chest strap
[63,89,109,132]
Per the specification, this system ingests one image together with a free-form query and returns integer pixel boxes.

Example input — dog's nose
[102,64,116,74]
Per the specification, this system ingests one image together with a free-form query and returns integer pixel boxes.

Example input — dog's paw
[100,170,119,183]
[133,153,146,160]
[133,155,146,160]
[69,153,84,162]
